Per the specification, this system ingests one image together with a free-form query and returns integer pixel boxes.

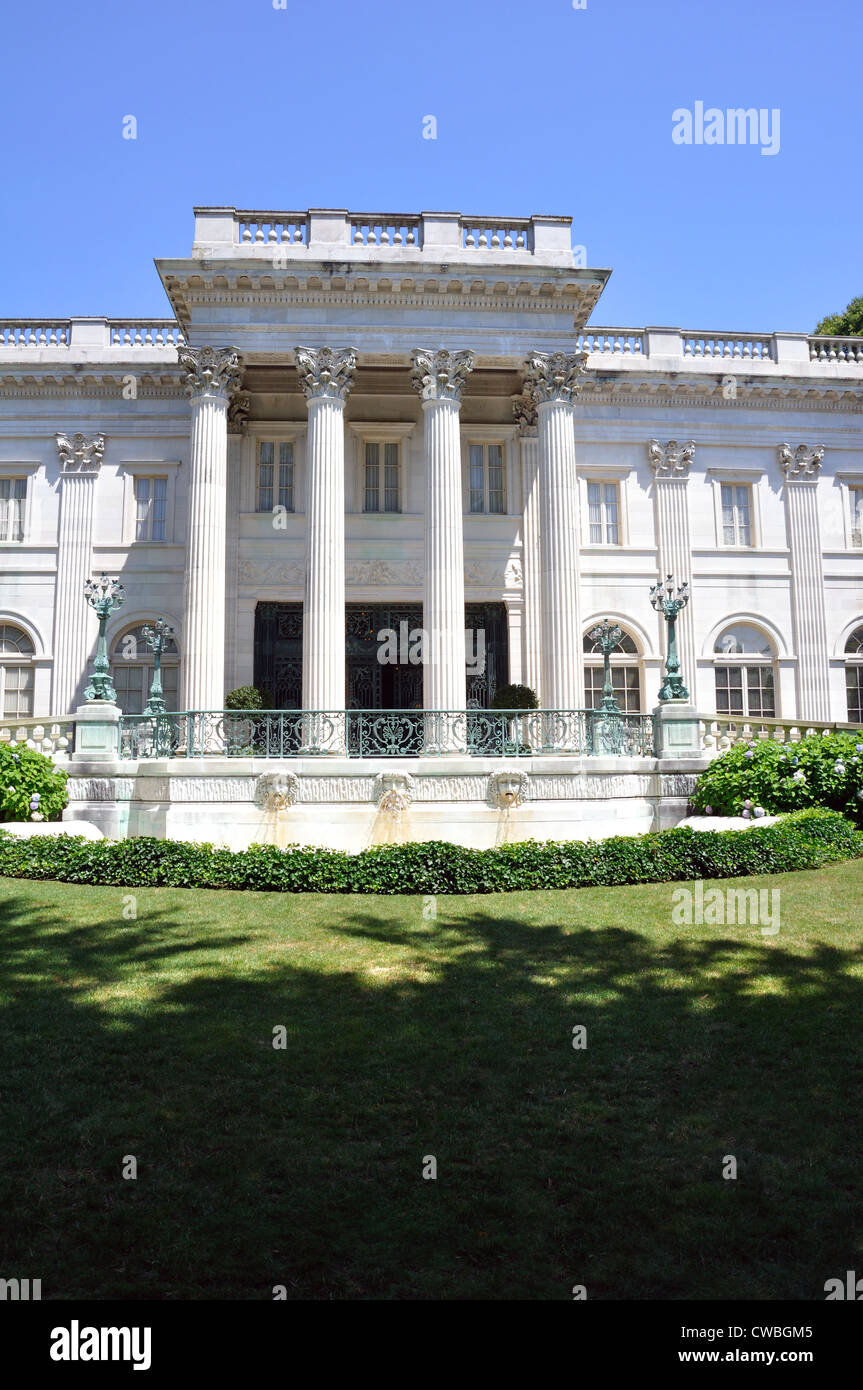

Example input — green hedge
[692,731,863,820]
[0,809,859,895]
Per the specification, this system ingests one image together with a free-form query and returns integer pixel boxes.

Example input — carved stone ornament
[410,348,475,403]
[177,346,243,401]
[778,443,825,478]
[227,392,251,434]
[511,393,538,434]
[56,432,105,472]
[372,770,415,806]
[521,350,588,407]
[487,768,530,808]
[647,439,695,477]
[294,346,357,401]
[253,770,300,811]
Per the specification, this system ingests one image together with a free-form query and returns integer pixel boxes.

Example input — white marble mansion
[2,203,863,732]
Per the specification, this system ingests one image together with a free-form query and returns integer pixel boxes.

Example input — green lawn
[1,861,862,1301]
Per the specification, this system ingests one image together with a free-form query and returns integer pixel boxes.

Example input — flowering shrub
[692,731,863,821]
[0,742,68,822]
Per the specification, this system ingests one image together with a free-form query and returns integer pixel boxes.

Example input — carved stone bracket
[227,392,251,434]
[521,350,588,407]
[778,442,825,478]
[648,439,695,477]
[56,432,106,472]
[511,393,538,435]
[410,348,475,403]
[294,346,357,401]
[177,346,243,401]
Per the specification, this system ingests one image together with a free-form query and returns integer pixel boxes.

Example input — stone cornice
[411,348,475,403]
[294,346,357,401]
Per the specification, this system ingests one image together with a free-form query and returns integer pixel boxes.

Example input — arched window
[845,626,863,723]
[0,624,35,717]
[110,624,180,715]
[713,623,776,718]
[583,626,642,712]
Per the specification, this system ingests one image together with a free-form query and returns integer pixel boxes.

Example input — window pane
[488,444,504,513]
[851,488,863,548]
[151,477,167,541]
[364,442,380,512]
[748,665,775,717]
[846,667,863,723]
[278,443,294,511]
[604,483,619,544]
[587,482,602,543]
[135,476,150,541]
[258,444,274,512]
[736,486,751,546]
[383,442,399,512]
[469,444,484,513]
[721,484,736,545]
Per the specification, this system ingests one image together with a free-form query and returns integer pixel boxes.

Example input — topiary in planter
[0,741,68,822]
[490,684,539,710]
[225,686,263,711]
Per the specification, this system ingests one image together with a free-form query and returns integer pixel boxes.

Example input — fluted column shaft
[422,396,467,710]
[178,347,242,711]
[649,443,697,700]
[302,395,348,710]
[53,466,99,714]
[782,448,830,719]
[516,416,542,700]
[537,400,582,709]
[411,350,474,722]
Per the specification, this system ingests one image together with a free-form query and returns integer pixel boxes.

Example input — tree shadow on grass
[0,887,861,1300]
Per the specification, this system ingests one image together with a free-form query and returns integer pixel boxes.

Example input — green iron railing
[117,708,658,759]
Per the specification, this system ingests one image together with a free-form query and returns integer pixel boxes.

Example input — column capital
[177,345,243,401]
[648,439,695,478]
[779,443,825,479]
[227,392,251,435]
[295,346,357,401]
[512,394,538,436]
[411,348,474,403]
[56,432,105,473]
[522,350,588,407]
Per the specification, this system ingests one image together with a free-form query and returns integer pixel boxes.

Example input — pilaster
[779,443,830,720]
[648,439,697,700]
[52,432,105,714]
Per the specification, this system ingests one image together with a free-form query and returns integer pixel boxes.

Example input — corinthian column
[52,432,105,714]
[779,443,830,720]
[177,346,243,712]
[648,439,697,701]
[513,395,542,700]
[522,351,588,715]
[411,348,474,746]
[296,347,356,751]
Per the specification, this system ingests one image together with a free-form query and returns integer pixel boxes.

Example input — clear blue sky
[0,0,859,332]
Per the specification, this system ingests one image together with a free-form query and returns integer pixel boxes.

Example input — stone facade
[0,204,862,731]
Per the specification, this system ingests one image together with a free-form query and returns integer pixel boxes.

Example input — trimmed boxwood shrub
[0,808,858,895]
[490,684,539,711]
[692,731,863,821]
[0,742,68,823]
[225,686,263,711]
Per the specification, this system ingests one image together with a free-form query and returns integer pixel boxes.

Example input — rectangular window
[847,667,863,723]
[2,664,34,717]
[850,486,863,548]
[0,477,26,542]
[469,444,506,514]
[715,665,774,717]
[721,483,752,546]
[257,442,294,514]
[364,442,400,513]
[134,477,168,542]
[587,481,620,545]
[584,664,640,712]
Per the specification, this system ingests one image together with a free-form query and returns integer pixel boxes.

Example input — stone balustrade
[808,335,863,363]
[237,212,308,246]
[577,329,645,355]
[0,719,75,757]
[350,215,422,248]
[460,219,532,250]
[701,715,861,756]
[682,331,774,360]
[0,321,71,347]
[108,321,186,347]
